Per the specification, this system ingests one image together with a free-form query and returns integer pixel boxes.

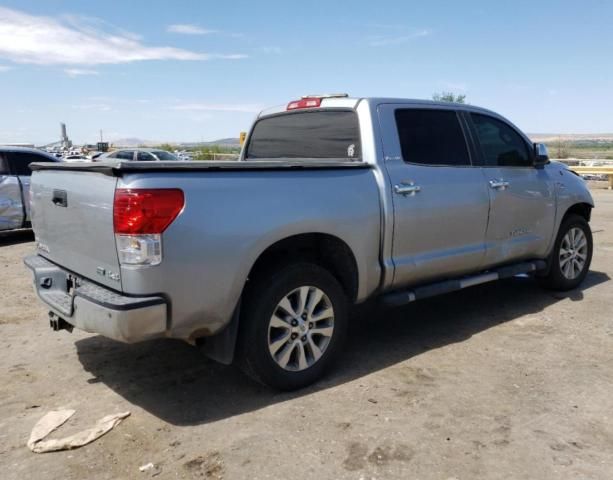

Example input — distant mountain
[179,138,240,147]
[529,133,613,142]
[110,137,158,147]
[109,137,240,148]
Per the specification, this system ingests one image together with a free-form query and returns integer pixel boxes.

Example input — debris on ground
[139,462,155,472]
[27,409,130,453]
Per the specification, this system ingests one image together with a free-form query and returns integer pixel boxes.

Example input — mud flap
[197,301,241,365]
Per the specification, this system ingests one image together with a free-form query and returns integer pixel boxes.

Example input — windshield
[245,110,361,160]
[152,150,178,161]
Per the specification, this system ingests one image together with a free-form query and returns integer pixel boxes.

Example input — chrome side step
[381,260,547,308]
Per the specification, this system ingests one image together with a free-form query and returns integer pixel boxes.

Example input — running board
[381,260,547,308]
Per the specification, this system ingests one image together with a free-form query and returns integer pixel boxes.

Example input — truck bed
[28,161,383,340]
[30,160,371,175]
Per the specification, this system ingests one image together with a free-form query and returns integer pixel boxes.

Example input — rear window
[246,110,361,160]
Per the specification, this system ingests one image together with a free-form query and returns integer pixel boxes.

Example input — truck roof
[258,96,501,118]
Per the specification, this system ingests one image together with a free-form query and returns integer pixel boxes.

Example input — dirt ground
[1,188,613,480]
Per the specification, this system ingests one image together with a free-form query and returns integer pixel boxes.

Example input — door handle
[394,182,421,196]
[489,179,510,190]
[52,189,68,207]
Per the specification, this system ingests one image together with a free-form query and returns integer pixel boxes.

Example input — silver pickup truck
[1,146,58,231]
[25,96,594,390]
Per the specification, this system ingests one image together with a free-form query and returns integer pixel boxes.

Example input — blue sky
[0,0,612,144]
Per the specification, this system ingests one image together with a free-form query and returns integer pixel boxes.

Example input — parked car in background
[581,173,608,181]
[174,150,194,161]
[25,96,594,390]
[63,154,90,163]
[98,148,179,161]
[0,146,58,231]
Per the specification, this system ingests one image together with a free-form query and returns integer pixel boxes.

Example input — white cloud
[65,68,99,77]
[72,103,111,112]
[368,29,431,47]
[171,103,263,113]
[0,7,246,65]
[214,54,248,60]
[167,24,217,35]
[184,113,214,123]
[0,64,13,72]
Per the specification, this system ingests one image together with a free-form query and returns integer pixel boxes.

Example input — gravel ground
[1,189,612,480]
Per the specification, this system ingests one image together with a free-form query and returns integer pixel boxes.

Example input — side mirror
[534,143,549,168]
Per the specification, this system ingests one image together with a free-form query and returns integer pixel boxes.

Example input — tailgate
[30,170,121,290]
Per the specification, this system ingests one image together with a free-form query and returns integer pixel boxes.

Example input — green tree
[191,144,241,161]
[432,91,467,104]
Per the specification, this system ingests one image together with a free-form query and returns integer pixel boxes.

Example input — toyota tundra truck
[25,95,594,390]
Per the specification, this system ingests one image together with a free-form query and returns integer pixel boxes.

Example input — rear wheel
[539,214,593,291]
[238,262,348,391]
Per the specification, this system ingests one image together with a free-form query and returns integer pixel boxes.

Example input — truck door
[378,104,490,288]
[466,112,556,265]
[0,153,25,230]
[7,152,37,223]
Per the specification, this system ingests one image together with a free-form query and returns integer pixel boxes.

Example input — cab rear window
[245,110,361,160]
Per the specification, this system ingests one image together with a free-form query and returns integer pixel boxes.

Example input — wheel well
[247,233,359,302]
[564,203,592,222]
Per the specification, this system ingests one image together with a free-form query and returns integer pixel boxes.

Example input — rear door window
[151,151,178,161]
[137,151,155,161]
[394,109,471,166]
[111,150,135,160]
[246,110,361,160]
[470,113,532,167]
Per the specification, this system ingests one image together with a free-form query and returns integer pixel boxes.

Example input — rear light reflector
[116,234,162,266]
[114,189,184,266]
[287,98,322,110]
[114,189,184,234]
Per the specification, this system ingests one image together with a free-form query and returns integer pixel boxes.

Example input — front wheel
[238,262,348,391]
[539,214,593,291]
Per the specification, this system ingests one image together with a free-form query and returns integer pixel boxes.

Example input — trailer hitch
[49,311,73,333]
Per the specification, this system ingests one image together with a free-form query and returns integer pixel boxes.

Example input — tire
[539,214,593,291]
[238,262,348,391]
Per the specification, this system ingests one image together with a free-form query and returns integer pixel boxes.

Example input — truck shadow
[75,270,609,426]
[0,229,34,246]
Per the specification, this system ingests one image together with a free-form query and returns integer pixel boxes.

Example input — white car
[63,155,90,163]
[100,148,179,162]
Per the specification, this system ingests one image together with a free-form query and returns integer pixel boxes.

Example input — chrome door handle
[489,179,510,190]
[394,182,421,195]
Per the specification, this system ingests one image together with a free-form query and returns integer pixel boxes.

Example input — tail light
[113,189,184,266]
[286,94,349,110]
[287,98,322,110]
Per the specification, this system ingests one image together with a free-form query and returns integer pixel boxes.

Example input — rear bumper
[24,254,167,343]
